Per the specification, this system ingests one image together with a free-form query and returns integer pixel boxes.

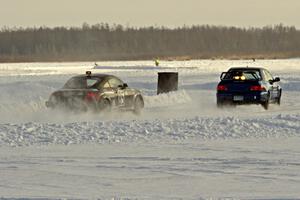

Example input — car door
[263,69,278,100]
[108,77,125,107]
[267,70,281,99]
[100,79,115,99]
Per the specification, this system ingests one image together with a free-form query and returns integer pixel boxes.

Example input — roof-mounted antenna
[86,71,92,77]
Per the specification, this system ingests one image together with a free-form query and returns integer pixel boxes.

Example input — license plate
[233,95,244,101]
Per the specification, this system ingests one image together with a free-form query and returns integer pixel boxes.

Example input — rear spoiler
[220,72,227,80]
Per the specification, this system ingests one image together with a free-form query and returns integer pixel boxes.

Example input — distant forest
[0,23,300,62]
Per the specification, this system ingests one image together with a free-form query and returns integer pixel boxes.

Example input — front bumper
[45,101,54,108]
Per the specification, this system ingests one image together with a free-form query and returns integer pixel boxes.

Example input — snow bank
[144,90,192,108]
[1,114,299,147]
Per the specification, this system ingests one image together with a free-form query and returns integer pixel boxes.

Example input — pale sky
[1,0,300,28]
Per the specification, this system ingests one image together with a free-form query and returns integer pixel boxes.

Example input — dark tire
[217,99,233,108]
[262,101,269,110]
[98,98,111,112]
[217,101,224,108]
[216,98,223,108]
[276,90,282,105]
[262,93,270,110]
[133,96,144,115]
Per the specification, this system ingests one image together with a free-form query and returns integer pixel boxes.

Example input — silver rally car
[46,71,144,114]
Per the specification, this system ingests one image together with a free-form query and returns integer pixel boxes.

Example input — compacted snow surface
[0,59,300,199]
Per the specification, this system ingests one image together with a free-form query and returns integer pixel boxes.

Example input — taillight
[85,92,97,101]
[217,85,228,91]
[250,85,266,91]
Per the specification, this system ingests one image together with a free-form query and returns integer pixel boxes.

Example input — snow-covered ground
[0,59,300,199]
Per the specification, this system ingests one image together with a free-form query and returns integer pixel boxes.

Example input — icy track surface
[0,59,300,199]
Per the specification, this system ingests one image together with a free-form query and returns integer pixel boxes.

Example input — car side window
[263,70,273,81]
[86,79,99,88]
[102,81,110,89]
[266,70,274,80]
[108,78,123,88]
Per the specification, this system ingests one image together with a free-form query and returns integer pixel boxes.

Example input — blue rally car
[216,67,282,110]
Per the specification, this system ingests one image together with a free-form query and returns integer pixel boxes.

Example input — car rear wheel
[217,100,224,108]
[261,93,270,110]
[98,98,111,112]
[217,99,235,108]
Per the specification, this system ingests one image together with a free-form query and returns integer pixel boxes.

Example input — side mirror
[118,83,128,89]
[274,77,280,82]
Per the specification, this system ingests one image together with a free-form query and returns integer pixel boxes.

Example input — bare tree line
[0,23,299,62]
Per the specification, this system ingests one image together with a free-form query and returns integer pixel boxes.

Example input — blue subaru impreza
[216,67,282,110]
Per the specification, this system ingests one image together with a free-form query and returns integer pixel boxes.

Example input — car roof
[72,73,117,79]
[228,67,266,71]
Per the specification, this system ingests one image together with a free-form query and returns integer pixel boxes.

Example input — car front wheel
[133,96,144,115]
[276,90,282,105]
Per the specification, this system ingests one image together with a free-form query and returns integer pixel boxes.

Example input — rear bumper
[217,92,268,105]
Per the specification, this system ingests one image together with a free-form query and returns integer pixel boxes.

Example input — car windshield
[63,77,101,89]
[222,70,261,80]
